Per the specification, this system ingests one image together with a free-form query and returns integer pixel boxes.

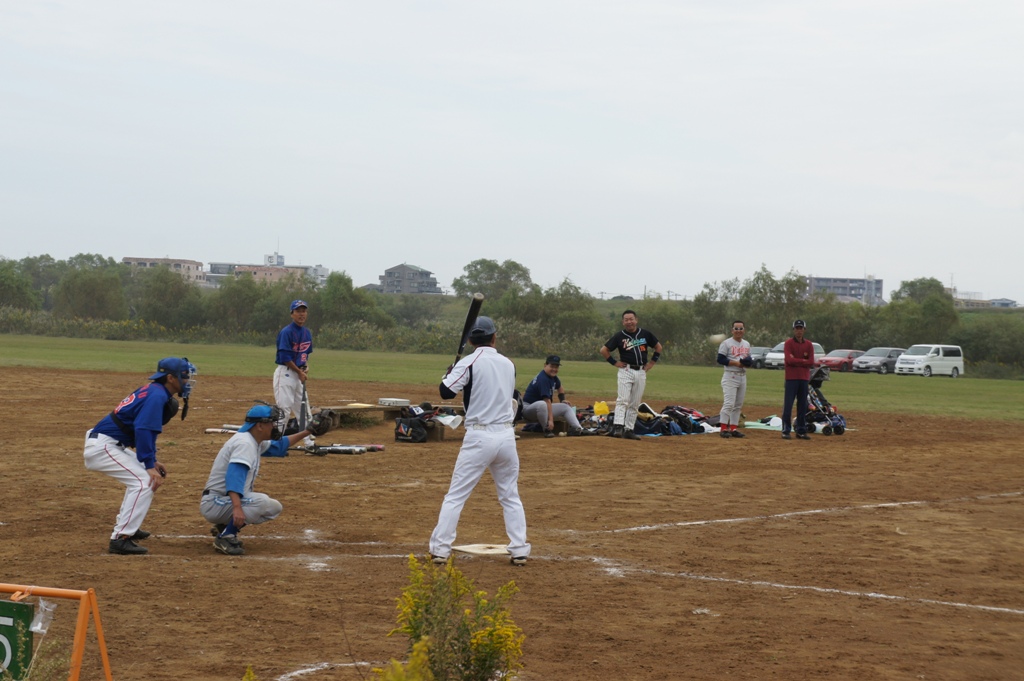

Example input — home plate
[452,544,508,556]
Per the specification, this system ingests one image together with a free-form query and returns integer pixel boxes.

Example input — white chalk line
[159,529,1024,618]
[585,556,1024,616]
[275,661,379,680]
[558,491,1023,535]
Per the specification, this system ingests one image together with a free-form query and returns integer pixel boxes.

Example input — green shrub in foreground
[380,555,524,681]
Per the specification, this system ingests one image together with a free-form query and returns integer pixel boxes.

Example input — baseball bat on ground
[454,293,486,364]
[205,428,237,434]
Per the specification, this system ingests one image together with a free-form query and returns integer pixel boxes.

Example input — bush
[380,555,524,681]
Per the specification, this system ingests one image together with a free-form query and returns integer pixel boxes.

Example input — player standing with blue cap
[274,299,314,445]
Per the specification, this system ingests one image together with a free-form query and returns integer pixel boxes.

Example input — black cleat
[431,554,449,566]
[781,432,791,440]
[213,534,245,556]
[622,430,641,440]
[109,536,148,555]
[720,430,731,439]
[131,529,151,540]
[510,556,527,567]
[730,430,746,438]
[796,433,811,440]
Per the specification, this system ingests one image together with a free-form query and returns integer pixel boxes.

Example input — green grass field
[2,334,1021,421]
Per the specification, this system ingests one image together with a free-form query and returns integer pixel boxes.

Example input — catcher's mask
[150,357,197,419]
[239,404,285,438]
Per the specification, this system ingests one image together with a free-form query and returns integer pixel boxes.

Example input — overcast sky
[2,1,1022,302]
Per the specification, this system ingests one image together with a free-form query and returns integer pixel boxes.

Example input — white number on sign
[0,615,14,670]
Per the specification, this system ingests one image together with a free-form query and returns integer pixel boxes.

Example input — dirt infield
[2,367,1023,680]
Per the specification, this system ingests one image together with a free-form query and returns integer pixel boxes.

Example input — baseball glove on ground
[308,410,336,437]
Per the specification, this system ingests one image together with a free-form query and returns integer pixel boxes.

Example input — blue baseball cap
[239,405,275,433]
[149,357,193,381]
[291,300,309,311]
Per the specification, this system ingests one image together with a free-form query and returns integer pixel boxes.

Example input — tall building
[806,275,884,305]
[378,263,443,294]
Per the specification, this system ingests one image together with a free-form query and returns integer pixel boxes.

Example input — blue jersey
[91,382,173,468]
[523,370,561,405]
[276,322,313,367]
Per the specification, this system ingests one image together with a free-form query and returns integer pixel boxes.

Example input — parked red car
[819,349,865,372]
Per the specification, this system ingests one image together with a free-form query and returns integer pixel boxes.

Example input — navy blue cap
[291,300,309,311]
[149,357,192,381]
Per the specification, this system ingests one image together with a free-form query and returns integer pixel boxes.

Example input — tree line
[1,254,1022,377]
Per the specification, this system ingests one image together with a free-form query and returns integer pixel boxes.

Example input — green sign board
[0,600,34,680]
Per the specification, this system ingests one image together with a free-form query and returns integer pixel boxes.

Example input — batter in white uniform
[716,320,752,438]
[429,316,531,567]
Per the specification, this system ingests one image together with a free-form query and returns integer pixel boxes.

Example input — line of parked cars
[757,343,965,377]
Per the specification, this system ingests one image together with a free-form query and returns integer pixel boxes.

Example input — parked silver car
[748,346,771,369]
[852,347,906,375]
[764,341,825,369]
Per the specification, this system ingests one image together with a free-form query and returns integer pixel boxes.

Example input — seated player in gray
[521,355,585,437]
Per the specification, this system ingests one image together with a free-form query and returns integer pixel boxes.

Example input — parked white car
[763,341,825,369]
[895,344,965,378]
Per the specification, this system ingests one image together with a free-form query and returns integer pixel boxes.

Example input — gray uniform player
[716,320,752,438]
[200,404,318,556]
[600,310,663,440]
[430,316,531,567]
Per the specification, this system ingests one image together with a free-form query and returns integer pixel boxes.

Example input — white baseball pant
[720,371,747,427]
[614,366,647,431]
[83,431,155,540]
[273,364,311,430]
[522,401,582,429]
[429,426,530,559]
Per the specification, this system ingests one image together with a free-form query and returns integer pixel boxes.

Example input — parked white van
[895,344,965,378]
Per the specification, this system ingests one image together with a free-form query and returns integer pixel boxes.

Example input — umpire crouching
[200,404,330,555]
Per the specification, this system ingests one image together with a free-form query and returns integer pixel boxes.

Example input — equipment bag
[394,417,428,443]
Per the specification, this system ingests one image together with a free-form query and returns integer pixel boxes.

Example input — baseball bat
[205,428,237,434]
[454,293,486,364]
[299,384,310,432]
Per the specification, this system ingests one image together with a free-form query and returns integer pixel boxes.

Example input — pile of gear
[394,402,462,443]
[571,402,723,437]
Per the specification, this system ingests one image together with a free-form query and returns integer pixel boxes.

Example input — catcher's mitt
[308,409,336,437]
